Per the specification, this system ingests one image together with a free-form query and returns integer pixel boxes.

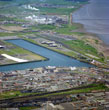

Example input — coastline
[71,1,109,60]
[71,21,109,62]
[72,0,109,45]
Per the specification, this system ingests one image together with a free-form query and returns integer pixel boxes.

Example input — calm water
[0,39,94,72]
[73,0,109,45]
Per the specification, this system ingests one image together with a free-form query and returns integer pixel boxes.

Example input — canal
[0,39,94,72]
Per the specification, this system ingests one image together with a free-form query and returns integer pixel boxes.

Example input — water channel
[0,39,94,72]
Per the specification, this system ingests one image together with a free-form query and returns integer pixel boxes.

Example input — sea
[72,0,109,45]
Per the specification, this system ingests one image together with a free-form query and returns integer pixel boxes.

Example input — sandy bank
[1,54,28,62]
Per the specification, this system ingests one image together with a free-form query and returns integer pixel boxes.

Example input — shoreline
[71,2,109,58]
[71,21,109,59]
[72,0,109,47]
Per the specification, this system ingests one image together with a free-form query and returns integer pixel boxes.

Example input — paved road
[6,108,19,110]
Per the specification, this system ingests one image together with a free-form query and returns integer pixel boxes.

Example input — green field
[55,24,79,35]
[63,40,98,55]
[39,7,77,15]
[30,23,79,34]
[0,83,107,100]
[0,41,46,65]
[10,0,88,6]
[19,107,38,110]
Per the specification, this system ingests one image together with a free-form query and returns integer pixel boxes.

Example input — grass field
[33,24,56,30]
[19,107,38,110]
[55,24,79,35]
[63,40,98,56]
[0,41,46,65]
[39,7,76,15]
[0,83,107,100]
[30,23,79,34]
